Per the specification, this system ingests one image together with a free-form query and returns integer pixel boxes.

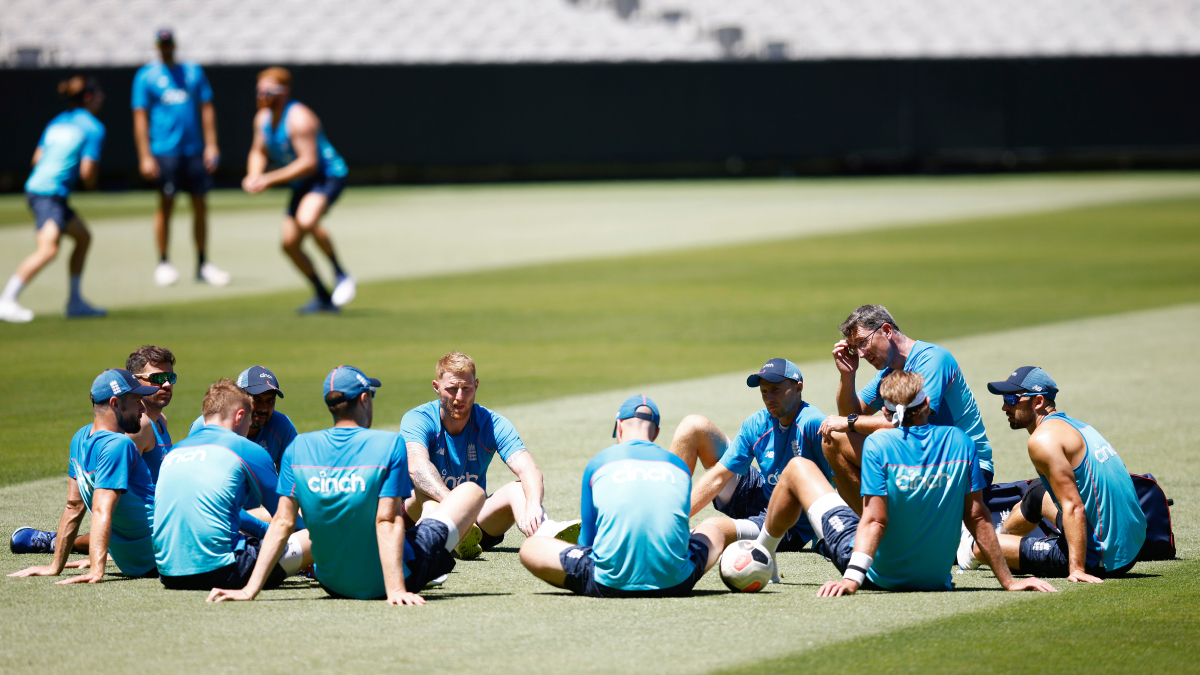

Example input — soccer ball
[719,540,774,593]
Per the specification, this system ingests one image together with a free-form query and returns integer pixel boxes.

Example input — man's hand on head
[832,340,859,375]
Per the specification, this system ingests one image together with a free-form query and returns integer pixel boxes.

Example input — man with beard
[188,366,296,471]
[401,351,578,559]
[8,370,160,583]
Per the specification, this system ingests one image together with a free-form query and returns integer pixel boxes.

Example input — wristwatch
[847,414,859,434]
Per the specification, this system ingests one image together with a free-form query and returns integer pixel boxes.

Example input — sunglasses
[256,85,286,97]
[137,372,177,386]
[1001,393,1032,406]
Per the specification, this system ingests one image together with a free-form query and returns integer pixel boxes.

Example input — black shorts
[813,505,883,590]
[155,154,212,197]
[158,537,288,591]
[26,193,77,234]
[1017,535,1136,579]
[713,465,813,551]
[559,534,710,599]
[287,174,346,217]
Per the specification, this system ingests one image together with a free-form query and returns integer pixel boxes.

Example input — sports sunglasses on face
[138,372,177,386]
[1002,393,1032,406]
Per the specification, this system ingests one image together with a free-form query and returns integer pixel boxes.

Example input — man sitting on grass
[207,366,486,604]
[520,395,729,598]
[9,369,160,584]
[758,371,1054,596]
[187,365,297,471]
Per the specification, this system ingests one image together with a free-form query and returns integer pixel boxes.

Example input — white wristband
[843,551,873,585]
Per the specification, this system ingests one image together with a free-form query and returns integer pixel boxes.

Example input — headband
[882,388,927,426]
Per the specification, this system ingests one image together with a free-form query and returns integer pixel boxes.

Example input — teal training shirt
[399,401,525,492]
[260,101,348,188]
[24,109,106,197]
[277,427,411,600]
[1039,413,1147,571]
[141,416,171,483]
[189,410,298,471]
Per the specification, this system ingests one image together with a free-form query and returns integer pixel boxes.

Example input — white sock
[428,512,461,553]
[734,519,761,540]
[69,275,81,301]
[756,529,784,555]
[1,276,23,304]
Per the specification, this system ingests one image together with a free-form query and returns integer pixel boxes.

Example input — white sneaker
[957,523,981,570]
[154,261,179,286]
[331,273,356,307]
[198,262,231,287]
[0,301,33,323]
[769,558,781,584]
[423,573,448,590]
[536,518,582,544]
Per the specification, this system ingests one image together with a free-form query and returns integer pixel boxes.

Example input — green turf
[2,196,1199,486]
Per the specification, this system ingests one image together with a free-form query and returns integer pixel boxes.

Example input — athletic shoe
[154,261,179,286]
[197,262,231,287]
[0,301,34,323]
[957,523,981,570]
[65,298,106,319]
[423,573,448,590]
[296,297,339,315]
[536,518,582,544]
[10,527,56,554]
[454,523,484,560]
[331,274,356,307]
[769,558,781,584]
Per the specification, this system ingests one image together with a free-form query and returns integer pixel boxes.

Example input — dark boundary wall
[1,57,1198,191]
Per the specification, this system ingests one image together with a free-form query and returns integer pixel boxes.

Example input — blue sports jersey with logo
[189,411,297,471]
[67,424,157,577]
[260,101,348,187]
[24,109,106,197]
[277,427,411,600]
[152,426,279,576]
[860,424,984,591]
[1038,413,1146,571]
[141,416,172,483]
[131,61,212,156]
[858,341,994,474]
[400,401,525,492]
[579,440,694,592]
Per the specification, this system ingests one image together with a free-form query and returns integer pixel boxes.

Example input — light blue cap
[322,365,381,400]
[613,394,661,438]
[90,368,158,403]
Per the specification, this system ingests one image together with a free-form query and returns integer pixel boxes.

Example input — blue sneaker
[65,298,106,319]
[297,297,339,315]
[10,527,56,554]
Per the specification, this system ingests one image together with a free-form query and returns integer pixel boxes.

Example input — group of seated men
[10,304,1149,601]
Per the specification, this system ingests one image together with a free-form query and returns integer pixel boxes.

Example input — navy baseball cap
[323,365,380,400]
[237,366,284,398]
[613,394,660,438]
[156,28,174,44]
[747,358,802,387]
[90,368,158,403]
[987,366,1058,398]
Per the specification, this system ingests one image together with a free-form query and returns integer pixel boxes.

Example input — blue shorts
[158,537,287,591]
[155,154,212,197]
[287,174,346,217]
[813,505,882,590]
[26,193,77,234]
[403,518,457,591]
[714,465,813,551]
[559,534,710,599]
[1018,535,1135,579]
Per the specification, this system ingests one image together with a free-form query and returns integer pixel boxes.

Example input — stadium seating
[2,0,1198,66]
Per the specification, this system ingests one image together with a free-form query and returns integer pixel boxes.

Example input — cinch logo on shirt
[162,448,207,466]
[895,469,952,492]
[307,470,367,494]
[441,470,479,488]
[765,471,782,486]
[161,89,189,105]
[610,461,676,484]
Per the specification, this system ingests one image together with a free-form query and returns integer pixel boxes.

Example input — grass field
[1,175,1197,674]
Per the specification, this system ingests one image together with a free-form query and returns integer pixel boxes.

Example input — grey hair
[839,305,901,339]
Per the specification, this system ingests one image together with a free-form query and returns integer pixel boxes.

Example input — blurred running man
[188,366,297,471]
[8,370,159,584]
[207,366,485,604]
[520,396,727,598]
[132,28,229,288]
[1,75,106,323]
[958,367,1147,581]
[243,67,354,314]
[822,305,993,513]
[758,372,1054,596]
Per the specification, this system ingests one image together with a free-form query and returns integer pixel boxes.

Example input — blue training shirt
[24,109,106,197]
[278,427,411,600]
[860,424,985,591]
[858,341,994,474]
[141,416,172,484]
[131,61,212,156]
[400,401,525,492]
[261,101,348,187]
[152,425,280,577]
[67,424,157,577]
[580,439,695,592]
[719,402,833,544]
[1039,413,1146,571]
[188,410,298,471]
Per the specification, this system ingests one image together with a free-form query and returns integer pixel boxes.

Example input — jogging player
[207,366,486,603]
[401,352,577,559]
[670,358,832,557]
[958,367,1146,581]
[520,396,728,598]
[758,371,1054,595]
[243,67,354,314]
[132,28,230,287]
[188,366,297,471]
[154,379,311,590]
[1,75,106,323]
[822,305,994,513]
[8,370,160,583]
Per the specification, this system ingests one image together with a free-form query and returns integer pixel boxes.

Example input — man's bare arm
[505,449,546,537]
[58,488,118,584]
[818,494,887,596]
[690,462,735,517]
[376,497,424,605]
[8,478,86,578]
[964,491,1056,592]
[405,442,450,502]
[1029,432,1100,583]
[208,496,300,602]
